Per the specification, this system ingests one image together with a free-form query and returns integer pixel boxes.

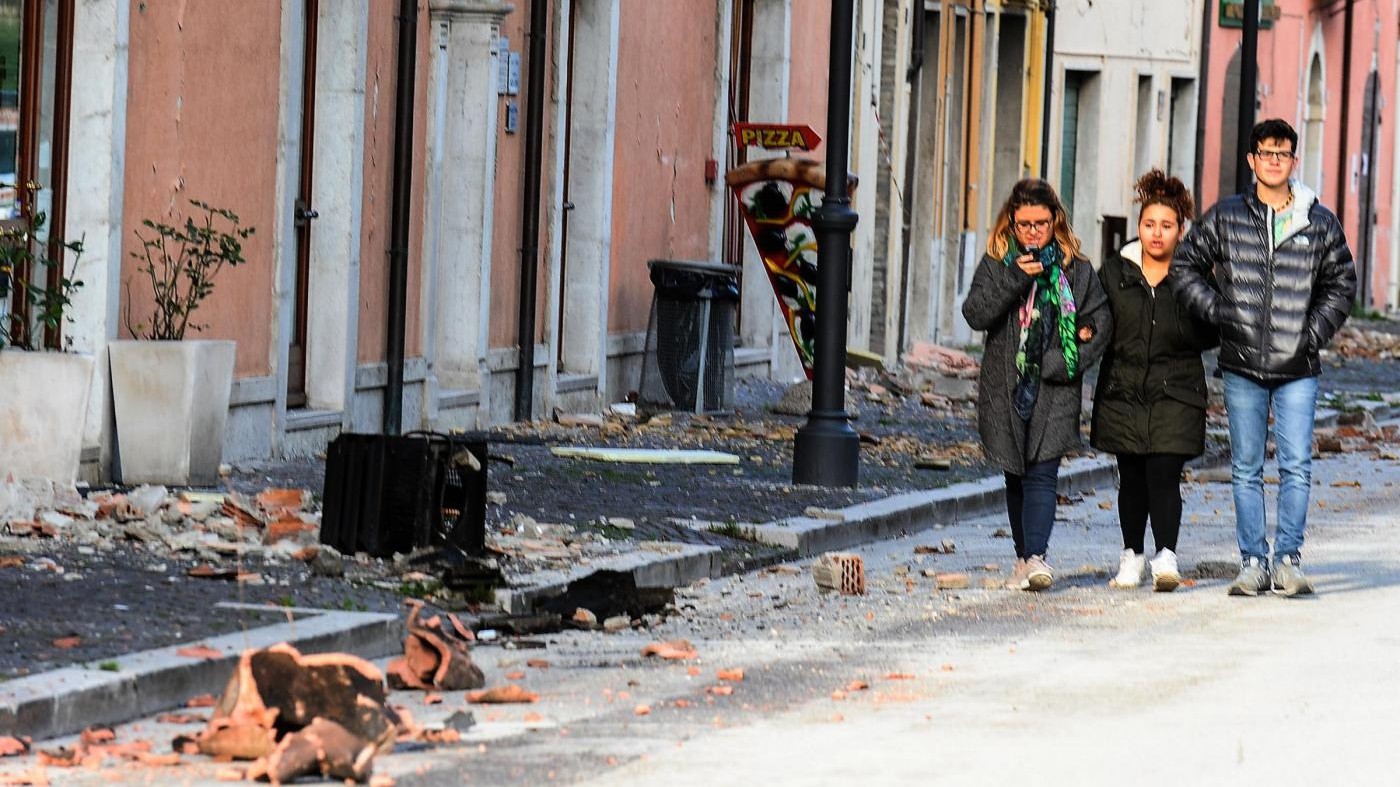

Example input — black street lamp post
[1234,0,1259,195]
[792,0,859,487]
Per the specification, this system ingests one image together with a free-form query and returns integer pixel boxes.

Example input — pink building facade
[1200,0,1398,310]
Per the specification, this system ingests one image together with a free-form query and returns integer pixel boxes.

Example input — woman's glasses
[1014,219,1052,233]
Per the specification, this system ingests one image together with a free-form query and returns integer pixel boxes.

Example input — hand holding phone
[1016,245,1045,277]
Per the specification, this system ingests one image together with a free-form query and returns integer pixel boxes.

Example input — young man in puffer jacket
[1169,118,1357,597]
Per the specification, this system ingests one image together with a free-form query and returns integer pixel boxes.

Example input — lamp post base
[793,409,860,487]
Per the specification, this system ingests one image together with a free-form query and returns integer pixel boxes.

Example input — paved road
[9,451,1397,786]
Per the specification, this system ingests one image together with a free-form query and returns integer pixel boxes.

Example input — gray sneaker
[1272,555,1315,597]
[1227,557,1270,596]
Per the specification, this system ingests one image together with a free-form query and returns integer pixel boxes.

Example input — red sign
[732,123,821,152]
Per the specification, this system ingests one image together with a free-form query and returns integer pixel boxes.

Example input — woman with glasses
[962,179,1112,591]
[1091,170,1218,592]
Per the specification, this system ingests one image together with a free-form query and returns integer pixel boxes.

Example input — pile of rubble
[0,478,325,572]
[1316,408,1400,457]
[1331,325,1400,361]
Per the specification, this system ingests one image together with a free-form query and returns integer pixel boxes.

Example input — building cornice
[428,0,514,23]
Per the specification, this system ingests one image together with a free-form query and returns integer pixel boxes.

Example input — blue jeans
[1004,458,1061,559]
[1222,371,1319,561]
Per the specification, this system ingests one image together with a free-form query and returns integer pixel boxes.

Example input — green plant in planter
[123,200,255,341]
[0,184,86,351]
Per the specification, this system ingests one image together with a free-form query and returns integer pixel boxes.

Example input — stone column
[422,0,513,407]
[65,0,132,479]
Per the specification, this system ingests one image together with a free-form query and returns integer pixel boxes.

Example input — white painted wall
[848,0,880,354]
[1051,0,1206,264]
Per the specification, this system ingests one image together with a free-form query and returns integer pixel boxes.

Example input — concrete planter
[0,350,96,484]
[109,340,236,486]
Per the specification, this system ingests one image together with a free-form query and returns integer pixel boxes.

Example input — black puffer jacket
[1169,182,1356,382]
[1091,241,1218,457]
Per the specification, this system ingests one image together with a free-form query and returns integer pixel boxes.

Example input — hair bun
[1134,169,1195,222]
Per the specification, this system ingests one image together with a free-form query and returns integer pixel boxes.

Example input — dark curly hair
[1134,169,1195,224]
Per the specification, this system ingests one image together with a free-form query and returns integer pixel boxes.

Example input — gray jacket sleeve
[962,254,1033,331]
[1043,262,1113,384]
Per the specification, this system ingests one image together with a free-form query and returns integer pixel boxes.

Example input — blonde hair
[986,178,1083,262]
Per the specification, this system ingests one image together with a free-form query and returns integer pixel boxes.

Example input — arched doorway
[1218,47,1242,197]
[1303,53,1325,192]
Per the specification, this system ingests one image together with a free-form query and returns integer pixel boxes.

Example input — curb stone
[0,605,401,741]
[497,459,1121,607]
[496,542,723,615]
[751,457,1118,556]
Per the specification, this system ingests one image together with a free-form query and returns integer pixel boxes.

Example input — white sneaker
[1150,548,1181,592]
[1109,549,1147,589]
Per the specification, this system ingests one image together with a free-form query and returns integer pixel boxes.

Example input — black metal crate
[321,432,487,559]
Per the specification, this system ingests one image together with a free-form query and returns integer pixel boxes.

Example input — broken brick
[466,685,539,704]
[934,573,971,590]
[641,640,699,661]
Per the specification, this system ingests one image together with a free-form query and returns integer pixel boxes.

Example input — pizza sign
[726,158,857,379]
[733,123,822,152]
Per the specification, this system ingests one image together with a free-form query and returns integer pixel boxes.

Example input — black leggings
[1115,453,1190,554]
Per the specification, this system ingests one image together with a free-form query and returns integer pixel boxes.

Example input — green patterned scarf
[1001,239,1079,420]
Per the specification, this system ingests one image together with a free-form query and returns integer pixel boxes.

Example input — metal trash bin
[638,259,739,415]
[320,432,487,559]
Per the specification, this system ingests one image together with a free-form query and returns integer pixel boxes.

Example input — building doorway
[286,0,320,408]
[0,0,74,348]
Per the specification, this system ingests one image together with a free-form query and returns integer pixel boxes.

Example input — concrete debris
[555,411,606,429]
[913,539,956,555]
[772,380,813,417]
[812,553,866,595]
[1,481,324,579]
[1332,326,1400,361]
[126,485,169,518]
[904,341,980,379]
[602,615,632,633]
[550,446,741,465]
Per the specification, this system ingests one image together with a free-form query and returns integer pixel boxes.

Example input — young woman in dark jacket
[1091,170,1218,591]
[963,179,1112,591]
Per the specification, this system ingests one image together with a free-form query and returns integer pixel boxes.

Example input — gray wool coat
[961,252,1113,475]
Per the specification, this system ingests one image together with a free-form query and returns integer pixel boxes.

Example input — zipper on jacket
[1140,273,1156,401]
[1260,207,1275,358]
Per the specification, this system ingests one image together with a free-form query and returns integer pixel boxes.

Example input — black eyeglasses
[1252,149,1295,162]
[1014,219,1052,233]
